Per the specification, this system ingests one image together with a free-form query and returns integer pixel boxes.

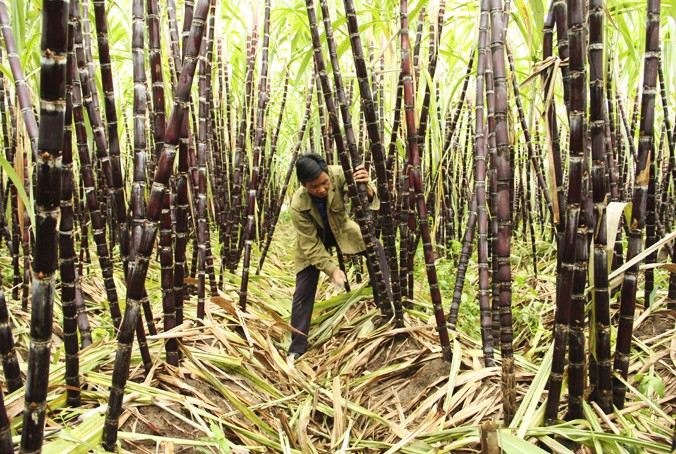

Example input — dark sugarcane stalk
[61,4,81,407]
[564,0,589,421]
[397,178,411,299]
[406,179,416,299]
[75,10,115,208]
[0,383,10,452]
[418,5,443,213]
[524,145,538,276]
[617,94,639,166]
[506,43,556,233]
[605,90,620,202]
[644,150,657,305]
[568,199,589,421]
[211,43,226,240]
[613,0,660,409]
[542,0,565,234]
[259,74,289,231]
[630,92,640,149]
[0,289,21,392]
[81,0,102,121]
[378,53,385,143]
[240,0,271,312]
[5,74,31,310]
[605,61,622,203]
[448,0,494,369]
[485,39,501,350]
[222,43,234,157]
[657,57,674,189]
[0,83,14,259]
[614,92,630,199]
[135,315,152,374]
[1,42,32,309]
[147,0,176,347]
[225,33,256,273]
[172,2,198,326]
[588,0,613,414]
[258,83,314,274]
[92,0,128,266]
[545,0,586,425]
[159,189,178,365]
[445,188,477,324]
[416,0,446,147]
[21,173,31,311]
[166,0,182,87]
[343,0,403,326]
[657,56,676,310]
[103,1,209,449]
[217,39,231,158]
[238,30,258,266]
[203,0,219,298]
[0,184,9,252]
[0,58,21,303]
[488,0,515,422]
[21,0,68,449]
[385,73,407,262]
[400,0,450,359]
[446,5,488,322]
[656,127,668,222]
[77,177,92,273]
[0,0,38,159]
[441,49,475,155]
[412,7,425,82]
[80,7,117,245]
[195,31,209,318]
[130,0,156,337]
[317,0,393,314]
[188,105,201,215]
[148,0,166,171]
[458,112,473,229]
[72,0,121,328]
[552,0,570,112]
[314,60,333,163]
[387,74,404,196]
[74,284,92,348]
[533,123,546,227]
[306,0,393,318]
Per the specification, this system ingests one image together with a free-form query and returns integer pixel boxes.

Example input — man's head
[296,153,330,198]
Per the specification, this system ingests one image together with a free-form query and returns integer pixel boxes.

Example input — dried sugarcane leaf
[606,201,632,269]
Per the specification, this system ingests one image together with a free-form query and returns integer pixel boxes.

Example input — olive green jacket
[291,165,380,276]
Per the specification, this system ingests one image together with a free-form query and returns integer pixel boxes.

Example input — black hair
[295,153,329,184]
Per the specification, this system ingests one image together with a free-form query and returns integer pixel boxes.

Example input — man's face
[305,171,331,198]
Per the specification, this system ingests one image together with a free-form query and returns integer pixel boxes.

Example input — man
[287,153,380,362]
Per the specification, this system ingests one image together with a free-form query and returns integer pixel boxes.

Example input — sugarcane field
[0,0,675,451]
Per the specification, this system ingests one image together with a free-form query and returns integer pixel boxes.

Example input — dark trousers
[288,252,386,356]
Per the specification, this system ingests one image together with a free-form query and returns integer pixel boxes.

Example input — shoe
[286,352,301,364]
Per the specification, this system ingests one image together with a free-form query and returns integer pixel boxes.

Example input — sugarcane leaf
[441,334,462,412]
[521,56,557,88]
[0,154,34,227]
[640,263,676,274]
[608,230,676,290]
[42,412,105,454]
[605,201,631,269]
[581,402,608,453]
[500,431,551,453]
[511,344,552,436]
